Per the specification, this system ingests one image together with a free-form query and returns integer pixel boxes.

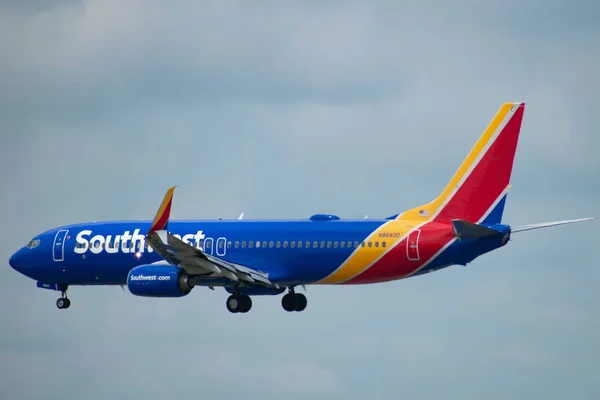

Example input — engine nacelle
[127,265,194,298]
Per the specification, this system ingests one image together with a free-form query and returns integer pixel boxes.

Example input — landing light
[135,252,142,259]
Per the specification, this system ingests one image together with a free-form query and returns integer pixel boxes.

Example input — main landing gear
[56,289,71,309]
[226,294,252,313]
[225,286,308,313]
[281,287,307,312]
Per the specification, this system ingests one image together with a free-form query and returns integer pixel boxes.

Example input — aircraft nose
[9,249,25,273]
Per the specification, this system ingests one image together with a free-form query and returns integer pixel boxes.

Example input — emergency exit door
[406,229,420,261]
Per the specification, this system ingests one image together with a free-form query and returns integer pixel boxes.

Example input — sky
[1,0,599,399]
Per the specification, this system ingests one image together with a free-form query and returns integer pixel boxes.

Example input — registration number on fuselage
[378,232,401,238]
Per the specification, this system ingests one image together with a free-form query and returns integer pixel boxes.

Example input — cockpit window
[26,239,40,249]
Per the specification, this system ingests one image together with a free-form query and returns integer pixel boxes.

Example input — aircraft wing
[511,217,595,233]
[144,187,275,287]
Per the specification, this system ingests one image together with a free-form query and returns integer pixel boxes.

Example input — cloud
[1,1,599,399]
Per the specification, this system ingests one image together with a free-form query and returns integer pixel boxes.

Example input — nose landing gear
[56,289,71,309]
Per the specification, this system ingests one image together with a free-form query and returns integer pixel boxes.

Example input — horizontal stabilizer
[511,217,595,233]
[452,219,502,240]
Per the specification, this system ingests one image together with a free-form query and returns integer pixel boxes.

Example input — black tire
[282,293,296,312]
[226,295,240,313]
[239,295,252,313]
[294,293,307,312]
[56,298,66,309]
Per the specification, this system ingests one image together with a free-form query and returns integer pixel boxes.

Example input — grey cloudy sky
[1,1,599,399]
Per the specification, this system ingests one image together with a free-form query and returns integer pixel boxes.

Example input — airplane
[8,102,595,313]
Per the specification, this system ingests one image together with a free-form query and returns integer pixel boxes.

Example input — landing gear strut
[56,289,71,309]
[226,294,252,313]
[282,287,307,312]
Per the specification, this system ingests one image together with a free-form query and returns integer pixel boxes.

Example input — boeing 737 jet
[9,102,594,313]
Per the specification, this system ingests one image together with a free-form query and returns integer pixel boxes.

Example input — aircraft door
[53,230,69,262]
[216,237,226,256]
[406,229,420,261]
[204,238,214,255]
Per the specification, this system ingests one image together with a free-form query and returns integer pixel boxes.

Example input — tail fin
[398,102,525,224]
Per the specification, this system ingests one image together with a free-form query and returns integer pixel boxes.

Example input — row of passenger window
[76,239,389,251]
[223,240,388,249]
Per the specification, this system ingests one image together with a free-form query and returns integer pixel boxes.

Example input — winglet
[149,186,177,233]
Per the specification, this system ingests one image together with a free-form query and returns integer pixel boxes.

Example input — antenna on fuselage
[364,215,369,220]
[238,212,244,220]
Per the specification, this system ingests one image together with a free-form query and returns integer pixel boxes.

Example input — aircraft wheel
[56,298,70,309]
[239,295,252,313]
[282,293,296,312]
[294,293,307,312]
[226,295,240,313]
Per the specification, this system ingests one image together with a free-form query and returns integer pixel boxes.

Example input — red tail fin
[398,102,525,223]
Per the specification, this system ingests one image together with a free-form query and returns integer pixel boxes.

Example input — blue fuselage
[10,218,509,290]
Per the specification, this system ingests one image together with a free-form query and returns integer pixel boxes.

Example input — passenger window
[340,241,345,248]
[270,241,274,248]
[206,241,211,248]
[313,241,318,248]
[283,241,287,248]
[305,241,310,248]
[382,241,387,248]
[242,241,247,248]
[227,241,232,248]
[361,242,366,247]
[375,242,379,248]
[235,241,240,248]
[250,241,254,248]
[320,241,325,248]
[327,241,332,248]
[368,242,372,247]
[297,241,302,248]
[218,241,224,249]
[262,241,267,248]
[334,241,338,248]
[290,241,295,248]
[354,241,359,248]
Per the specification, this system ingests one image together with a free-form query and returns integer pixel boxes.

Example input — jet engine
[127,265,194,297]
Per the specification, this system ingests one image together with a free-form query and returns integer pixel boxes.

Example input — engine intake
[127,265,194,297]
